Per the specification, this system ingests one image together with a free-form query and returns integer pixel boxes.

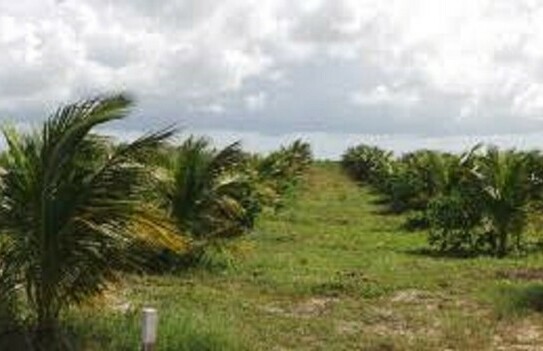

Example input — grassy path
[73,163,543,350]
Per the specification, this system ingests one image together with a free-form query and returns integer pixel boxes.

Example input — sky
[2,0,543,158]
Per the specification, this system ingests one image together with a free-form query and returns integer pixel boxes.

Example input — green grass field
[68,163,543,350]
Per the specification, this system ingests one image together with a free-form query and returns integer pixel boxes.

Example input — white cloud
[244,92,267,111]
[3,0,543,156]
[351,85,420,107]
[193,103,226,115]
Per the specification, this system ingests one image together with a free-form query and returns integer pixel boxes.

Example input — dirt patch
[390,289,435,304]
[494,320,543,351]
[362,308,439,343]
[261,305,285,315]
[261,297,338,318]
[388,289,471,313]
[292,297,338,316]
[336,320,364,335]
[496,269,543,281]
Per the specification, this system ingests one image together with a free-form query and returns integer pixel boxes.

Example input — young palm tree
[0,94,183,345]
[341,144,393,184]
[255,140,313,202]
[159,137,257,240]
[474,147,530,257]
[401,145,480,200]
[523,149,543,203]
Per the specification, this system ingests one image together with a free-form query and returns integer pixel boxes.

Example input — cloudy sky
[2,0,543,158]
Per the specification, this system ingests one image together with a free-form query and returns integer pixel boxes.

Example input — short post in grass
[142,307,158,351]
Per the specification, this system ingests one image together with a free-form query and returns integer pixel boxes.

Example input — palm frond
[0,94,183,333]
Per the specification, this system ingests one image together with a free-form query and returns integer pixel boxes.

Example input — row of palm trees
[0,94,312,348]
[342,144,543,257]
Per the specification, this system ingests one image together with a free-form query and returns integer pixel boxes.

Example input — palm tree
[522,149,543,203]
[341,144,393,184]
[474,147,530,257]
[255,140,313,202]
[0,94,184,346]
[159,137,257,241]
[401,145,480,200]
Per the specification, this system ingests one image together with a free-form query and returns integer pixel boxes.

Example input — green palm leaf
[0,94,184,341]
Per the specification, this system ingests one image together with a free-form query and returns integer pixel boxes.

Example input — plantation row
[0,94,312,348]
[342,143,543,257]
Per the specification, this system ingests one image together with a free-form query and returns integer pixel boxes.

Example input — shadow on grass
[370,208,401,217]
[404,242,543,261]
[0,327,80,351]
[496,268,543,281]
[402,247,480,259]
[0,329,31,351]
[367,196,404,215]
[368,197,426,218]
[369,196,391,207]
[490,283,543,317]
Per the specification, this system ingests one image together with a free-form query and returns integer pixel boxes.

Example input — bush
[427,194,482,253]
[380,165,425,213]
[342,144,393,185]
[254,140,313,209]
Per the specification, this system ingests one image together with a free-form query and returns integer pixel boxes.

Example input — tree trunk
[34,288,60,351]
[496,227,508,258]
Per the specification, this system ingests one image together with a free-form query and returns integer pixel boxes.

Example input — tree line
[342,143,543,257]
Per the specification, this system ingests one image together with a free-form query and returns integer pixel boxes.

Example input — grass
[66,162,543,350]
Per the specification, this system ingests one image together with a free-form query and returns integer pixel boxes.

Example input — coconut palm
[421,147,485,252]
[474,147,530,257]
[159,137,257,240]
[400,150,444,199]
[401,145,480,200]
[255,140,313,203]
[0,94,183,346]
[522,150,543,203]
[341,144,393,184]
[284,139,312,172]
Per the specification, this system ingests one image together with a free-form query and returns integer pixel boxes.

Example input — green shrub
[427,193,482,253]
[341,144,393,185]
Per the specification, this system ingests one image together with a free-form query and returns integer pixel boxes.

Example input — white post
[142,307,158,351]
